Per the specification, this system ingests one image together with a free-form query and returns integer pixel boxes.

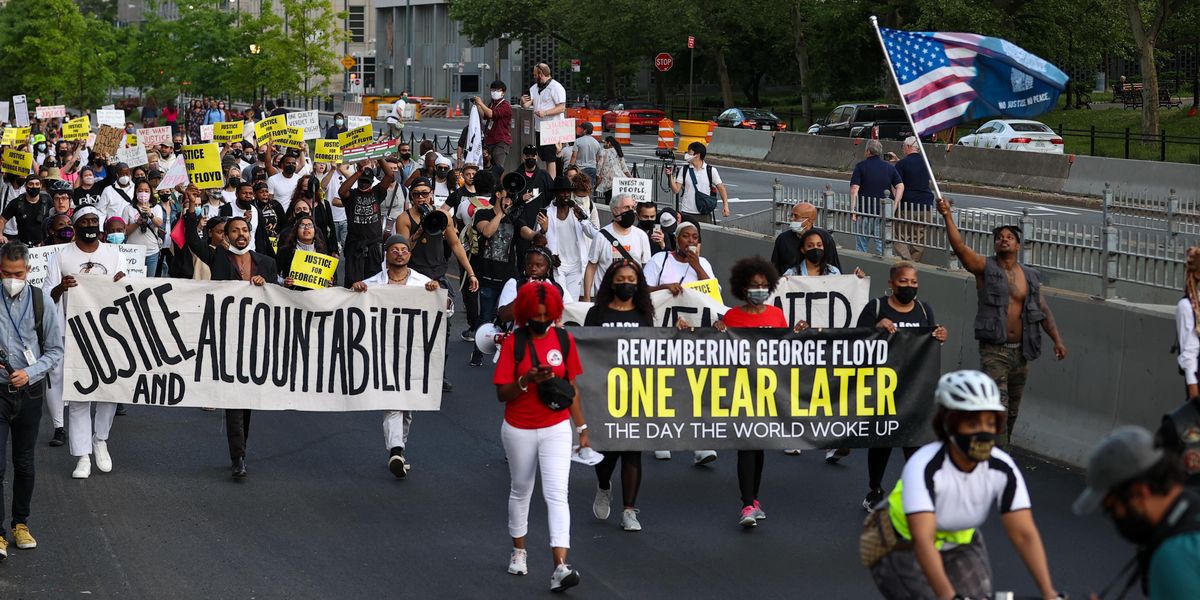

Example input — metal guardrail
[771,183,1193,299]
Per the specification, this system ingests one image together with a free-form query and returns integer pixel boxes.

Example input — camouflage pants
[870,531,993,600]
[979,343,1029,443]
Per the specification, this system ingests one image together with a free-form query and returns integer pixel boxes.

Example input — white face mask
[491,90,504,101]
[118,175,131,187]
[3,277,26,298]
[789,219,809,233]
[684,152,696,162]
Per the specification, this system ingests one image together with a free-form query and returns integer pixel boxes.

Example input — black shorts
[534,132,558,162]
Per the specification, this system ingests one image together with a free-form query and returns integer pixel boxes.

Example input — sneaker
[653,451,671,460]
[469,351,484,367]
[12,524,36,549]
[738,505,757,528]
[94,441,113,473]
[752,500,767,520]
[863,488,885,512]
[592,486,612,520]
[115,404,127,416]
[49,427,65,447]
[783,448,802,455]
[388,454,408,479]
[693,450,717,466]
[0,536,7,560]
[460,328,475,342]
[825,448,850,464]
[507,548,527,576]
[442,380,454,393]
[72,456,91,479]
[621,508,642,532]
[550,563,580,592]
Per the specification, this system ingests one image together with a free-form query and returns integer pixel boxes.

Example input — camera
[655,149,675,160]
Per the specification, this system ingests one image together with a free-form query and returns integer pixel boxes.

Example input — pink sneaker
[752,500,766,520]
[739,505,757,527]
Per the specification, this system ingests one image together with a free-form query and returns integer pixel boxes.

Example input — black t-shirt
[73,185,106,208]
[855,296,935,328]
[584,305,654,328]
[3,195,52,245]
[474,207,517,288]
[343,185,386,247]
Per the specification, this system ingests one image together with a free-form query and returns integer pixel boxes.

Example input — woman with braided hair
[1176,247,1200,399]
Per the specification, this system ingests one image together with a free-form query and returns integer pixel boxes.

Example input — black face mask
[78,224,101,242]
[523,158,537,169]
[1112,503,1157,545]
[436,168,449,177]
[282,164,297,176]
[637,219,656,232]
[893,285,918,304]
[613,282,637,301]
[804,248,824,264]
[174,143,183,151]
[616,210,637,229]
[950,431,997,462]
[236,199,253,210]
[360,168,375,182]
[527,319,552,335]
[26,188,40,197]
[400,152,411,160]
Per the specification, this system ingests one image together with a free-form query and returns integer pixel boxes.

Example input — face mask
[400,152,411,160]
[26,188,39,197]
[136,191,151,203]
[613,210,635,229]
[804,248,824,264]
[106,232,125,244]
[491,90,504,101]
[523,158,537,169]
[35,143,46,152]
[57,227,74,240]
[244,153,256,163]
[78,224,101,242]
[789,219,808,233]
[637,219,656,232]
[236,199,253,210]
[118,175,131,187]
[893,285,918,304]
[174,143,183,151]
[746,288,771,305]
[227,243,250,255]
[526,319,552,335]
[684,152,695,162]
[82,175,96,186]
[193,206,203,217]
[282,164,297,176]
[436,168,449,177]
[2,278,25,298]
[951,431,997,462]
[1111,503,1157,545]
[335,118,344,126]
[613,282,637,301]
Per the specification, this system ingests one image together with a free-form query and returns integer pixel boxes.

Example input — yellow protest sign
[684,278,724,305]
[1,127,30,146]
[126,134,138,148]
[181,143,224,189]
[289,250,339,289]
[255,114,286,142]
[214,121,244,144]
[273,127,304,150]
[314,139,342,164]
[1,148,32,176]
[63,116,91,141]
[338,124,373,150]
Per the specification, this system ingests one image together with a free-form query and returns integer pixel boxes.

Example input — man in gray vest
[938,198,1067,443]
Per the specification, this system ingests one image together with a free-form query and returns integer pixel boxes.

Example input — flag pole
[869,15,944,201]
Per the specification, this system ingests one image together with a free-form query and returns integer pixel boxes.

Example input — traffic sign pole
[687,35,695,119]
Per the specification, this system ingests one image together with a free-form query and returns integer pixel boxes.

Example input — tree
[1125,0,1189,140]
[223,1,295,101]
[170,0,243,94]
[278,0,347,107]
[0,0,115,106]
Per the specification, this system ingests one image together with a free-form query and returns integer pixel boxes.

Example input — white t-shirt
[200,201,224,220]
[44,242,125,324]
[268,172,301,211]
[122,204,165,256]
[362,266,431,289]
[548,211,584,268]
[433,179,450,207]
[673,162,723,214]
[644,252,715,287]
[529,79,566,133]
[221,189,236,204]
[900,441,1031,535]
[327,172,347,221]
[587,224,652,295]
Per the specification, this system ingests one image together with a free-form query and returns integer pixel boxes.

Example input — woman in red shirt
[493,281,587,592]
[714,256,807,528]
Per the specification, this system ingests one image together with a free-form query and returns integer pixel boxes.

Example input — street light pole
[405,0,413,93]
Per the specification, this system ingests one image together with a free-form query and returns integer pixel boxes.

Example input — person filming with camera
[121,178,165,276]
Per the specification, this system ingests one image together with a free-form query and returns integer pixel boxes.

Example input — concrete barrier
[686,220,1181,467]
[765,132,869,171]
[708,127,776,161]
[1064,155,1200,200]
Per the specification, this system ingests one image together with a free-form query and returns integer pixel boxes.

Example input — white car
[957,119,1064,154]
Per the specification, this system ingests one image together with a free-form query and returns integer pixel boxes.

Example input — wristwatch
[575,424,588,434]
[517,375,528,392]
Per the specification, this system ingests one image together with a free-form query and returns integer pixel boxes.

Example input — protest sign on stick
[182,143,224,189]
[63,116,91,141]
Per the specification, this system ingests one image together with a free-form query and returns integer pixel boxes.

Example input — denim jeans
[855,216,882,255]
[145,252,161,278]
[479,285,502,326]
[334,220,349,249]
[0,384,44,534]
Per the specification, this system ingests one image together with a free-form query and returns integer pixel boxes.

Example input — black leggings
[737,450,764,506]
[867,447,918,490]
[595,451,642,508]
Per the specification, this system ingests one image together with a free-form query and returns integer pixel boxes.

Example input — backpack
[685,165,719,215]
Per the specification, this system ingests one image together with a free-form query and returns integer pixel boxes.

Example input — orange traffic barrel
[705,120,717,144]
[589,110,603,140]
[615,114,631,145]
[657,118,675,149]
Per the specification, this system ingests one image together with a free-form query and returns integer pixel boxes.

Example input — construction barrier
[707,126,774,161]
[706,121,716,145]
[589,110,603,141]
[615,114,631,145]
[657,118,675,150]
[676,119,710,152]
[1063,155,1200,200]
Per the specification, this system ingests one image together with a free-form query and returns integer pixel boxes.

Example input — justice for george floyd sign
[62,276,447,411]
[571,327,940,451]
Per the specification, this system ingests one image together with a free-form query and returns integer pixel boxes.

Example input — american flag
[880,28,982,137]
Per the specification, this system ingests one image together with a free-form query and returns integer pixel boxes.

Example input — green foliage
[0,0,120,107]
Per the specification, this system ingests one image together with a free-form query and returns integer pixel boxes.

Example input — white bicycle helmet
[935,370,1005,412]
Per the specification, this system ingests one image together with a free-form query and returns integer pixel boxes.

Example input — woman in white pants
[493,281,587,592]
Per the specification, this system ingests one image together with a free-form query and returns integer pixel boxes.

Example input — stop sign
[655,53,673,72]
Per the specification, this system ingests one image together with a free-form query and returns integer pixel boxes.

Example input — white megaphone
[475,323,509,357]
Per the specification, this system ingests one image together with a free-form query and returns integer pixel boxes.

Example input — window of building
[362,56,376,89]
[348,6,365,43]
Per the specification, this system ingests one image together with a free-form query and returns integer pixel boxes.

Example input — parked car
[957,119,1064,154]
[808,104,911,140]
[715,108,788,131]
[601,101,666,133]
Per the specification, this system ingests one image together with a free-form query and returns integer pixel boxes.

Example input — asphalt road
[6,336,1131,599]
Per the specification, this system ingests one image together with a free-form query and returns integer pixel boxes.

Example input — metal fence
[770,183,1193,299]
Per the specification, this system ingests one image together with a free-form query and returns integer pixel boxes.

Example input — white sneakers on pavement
[621,509,642,532]
[653,451,671,460]
[507,548,527,576]
[592,486,612,520]
[72,456,91,479]
[94,441,113,473]
[693,450,717,466]
[550,564,580,592]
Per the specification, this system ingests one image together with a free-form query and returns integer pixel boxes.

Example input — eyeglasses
[411,191,431,198]
[297,223,315,229]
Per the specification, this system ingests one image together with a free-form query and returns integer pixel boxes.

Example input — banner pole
[869,15,944,201]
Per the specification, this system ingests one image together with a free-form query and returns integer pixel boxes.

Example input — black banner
[570,327,940,451]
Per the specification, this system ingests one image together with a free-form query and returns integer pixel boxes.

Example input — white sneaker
[693,450,717,466]
[72,456,91,479]
[825,448,850,463]
[507,548,527,576]
[550,563,580,592]
[94,441,113,473]
[783,449,802,455]
[592,486,612,520]
[621,508,642,532]
[653,451,671,460]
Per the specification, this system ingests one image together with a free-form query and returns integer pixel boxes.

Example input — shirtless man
[938,198,1066,443]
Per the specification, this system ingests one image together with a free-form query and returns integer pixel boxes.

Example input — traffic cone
[657,118,675,150]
